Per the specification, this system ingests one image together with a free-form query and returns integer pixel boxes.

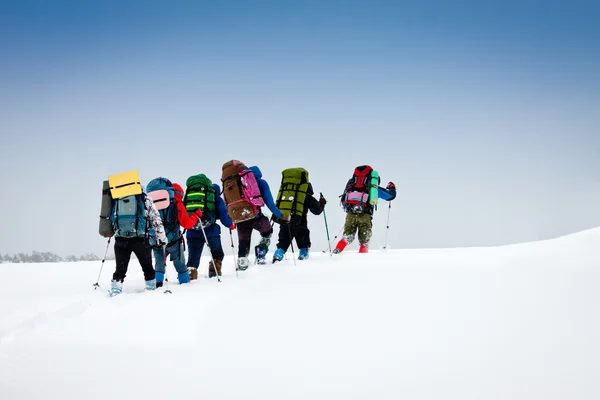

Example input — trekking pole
[93,237,111,290]
[286,223,297,266]
[383,202,392,250]
[163,246,172,294]
[229,229,238,278]
[199,222,221,282]
[328,225,344,252]
[320,192,332,256]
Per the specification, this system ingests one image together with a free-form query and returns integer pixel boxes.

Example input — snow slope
[1,229,599,400]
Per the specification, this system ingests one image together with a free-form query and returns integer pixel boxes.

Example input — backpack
[99,180,115,238]
[108,170,142,199]
[342,165,380,213]
[147,177,181,244]
[275,168,310,219]
[221,160,265,224]
[110,194,148,238]
[184,174,217,228]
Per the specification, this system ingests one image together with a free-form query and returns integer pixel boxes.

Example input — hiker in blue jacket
[186,184,234,279]
[235,166,289,269]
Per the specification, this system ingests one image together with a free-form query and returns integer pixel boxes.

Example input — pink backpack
[239,169,265,210]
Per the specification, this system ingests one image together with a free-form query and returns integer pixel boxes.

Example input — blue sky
[1,0,599,256]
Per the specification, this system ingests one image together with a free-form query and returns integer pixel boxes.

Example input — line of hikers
[98,161,396,296]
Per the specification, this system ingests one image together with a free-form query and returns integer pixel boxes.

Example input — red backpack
[342,165,375,213]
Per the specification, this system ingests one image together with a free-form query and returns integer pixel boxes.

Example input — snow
[1,229,599,400]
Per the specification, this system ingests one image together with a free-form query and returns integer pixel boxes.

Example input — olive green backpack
[275,168,310,219]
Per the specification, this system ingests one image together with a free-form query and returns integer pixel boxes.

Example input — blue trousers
[186,236,225,269]
[153,241,187,274]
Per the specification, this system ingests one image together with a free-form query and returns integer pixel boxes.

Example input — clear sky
[1,0,599,257]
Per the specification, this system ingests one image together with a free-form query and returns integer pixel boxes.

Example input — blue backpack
[147,177,181,245]
[110,194,148,238]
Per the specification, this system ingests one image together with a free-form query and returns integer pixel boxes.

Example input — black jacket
[290,183,325,226]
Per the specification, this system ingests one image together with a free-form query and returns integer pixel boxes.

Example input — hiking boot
[145,279,157,291]
[333,239,348,254]
[208,260,217,278]
[359,244,369,253]
[178,271,191,284]
[110,280,122,297]
[189,268,198,280]
[255,246,267,265]
[155,271,165,286]
[237,257,249,271]
[215,259,222,276]
[298,248,309,260]
[208,259,223,278]
[272,248,285,263]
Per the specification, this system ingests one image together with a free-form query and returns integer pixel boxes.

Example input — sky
[1,228,599,399]
[1,0,599,257]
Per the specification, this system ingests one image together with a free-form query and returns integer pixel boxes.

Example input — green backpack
[184,174,217,225]
[275,168,310,218]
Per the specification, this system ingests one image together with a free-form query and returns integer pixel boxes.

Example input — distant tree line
[0,251,102,263]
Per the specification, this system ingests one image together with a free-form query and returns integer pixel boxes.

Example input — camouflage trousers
[342,213,373,245]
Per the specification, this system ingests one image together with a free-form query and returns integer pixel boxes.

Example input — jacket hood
[212,183,221,194]
[172,183,184,201]
[249,166,262,179]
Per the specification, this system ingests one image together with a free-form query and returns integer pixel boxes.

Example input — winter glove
[386,181,397,200]
[272,213,290,224]
[156,237,167,247]
[319,194,327,206]
[194,209,203,218]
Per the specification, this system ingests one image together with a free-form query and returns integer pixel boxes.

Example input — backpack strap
[114,199,121,233]
[141,193,150,239]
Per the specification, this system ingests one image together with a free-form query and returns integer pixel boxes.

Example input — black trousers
[113,237,155,282]
[276,223,311,252]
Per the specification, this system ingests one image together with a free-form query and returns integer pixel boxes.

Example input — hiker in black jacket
[272,183,327,262]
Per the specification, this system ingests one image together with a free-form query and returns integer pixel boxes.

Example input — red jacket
[173,183,201,230]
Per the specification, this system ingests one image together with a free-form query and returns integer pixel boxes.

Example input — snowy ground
[1,229,599,400]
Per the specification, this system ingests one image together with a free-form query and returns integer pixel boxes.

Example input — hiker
[333,165,396,254]
[109,185,168,296]
[146,178,203,288]
[221,160,288,270]
[183,177,233,280]
[272,168,327,263]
